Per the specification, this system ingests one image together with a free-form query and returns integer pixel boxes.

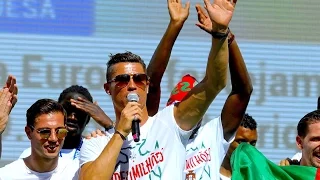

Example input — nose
[127,78,137,91]
[48,129,58,142]
[68,112,76,121]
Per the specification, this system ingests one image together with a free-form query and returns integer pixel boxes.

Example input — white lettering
[23,0,37,18]
[41,0,55,19]
[7,0,18,18]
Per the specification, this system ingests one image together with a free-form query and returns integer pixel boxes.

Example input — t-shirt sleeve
[157,104,195,146]
[19,147,31,159]
[216,116,235,152]
[79,135,111,167]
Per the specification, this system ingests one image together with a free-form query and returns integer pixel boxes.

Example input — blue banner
[0,0,94,36]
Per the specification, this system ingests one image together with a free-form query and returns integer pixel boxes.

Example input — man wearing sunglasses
[0,99,77,179]
[79,0,236,179]
[0,75,18,159]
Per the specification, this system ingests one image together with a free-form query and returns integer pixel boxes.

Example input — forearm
[229,40,252,95]
[174,37,228,131]
[80,134,124,180]
[146,21,184,116]
[205,37,229,91]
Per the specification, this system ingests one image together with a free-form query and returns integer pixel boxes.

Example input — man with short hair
[0,75,18,159]
[220,114,258,180]
[20,85,114,160]
[79,0,236,178]
[295,110,320,168]
[0,99,76,179]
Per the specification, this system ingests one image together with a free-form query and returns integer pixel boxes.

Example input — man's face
[297,122,320,168]
[60,92,90,137]
[227,126,258,157]
[105,62,149,113]
[26,112,66,159]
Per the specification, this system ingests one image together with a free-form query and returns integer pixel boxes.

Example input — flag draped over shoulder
[230,143,320,180]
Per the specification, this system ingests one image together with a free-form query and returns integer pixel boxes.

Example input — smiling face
[104,62,149,114]
[26,112,66,159]
[297,122,320,168]
[59,92,90,136]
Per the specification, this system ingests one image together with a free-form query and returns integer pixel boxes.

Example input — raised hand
[168,0,190,24]
[203,0,237,32]
[0,75,18,134]
[70,97,114,129]
[195,4,212,33]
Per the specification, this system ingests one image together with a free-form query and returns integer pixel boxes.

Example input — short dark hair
[106,51,147,81]
[317,96,320,110]
[240,113,257,130]
[26,99,66,127]
[58,85,93,103]
[297,110,320,137]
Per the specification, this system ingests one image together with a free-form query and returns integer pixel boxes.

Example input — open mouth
[66,122,79,131]
[45,144,59,153]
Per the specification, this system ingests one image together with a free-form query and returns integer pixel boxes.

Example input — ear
[25,126,32,140]
[104,83,111,95]
[296,135,303,150]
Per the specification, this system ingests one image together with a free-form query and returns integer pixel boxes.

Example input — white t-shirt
[19,145,82,179]
[80,105,193,180]
[0,158,77,180]
[219,173,231,180]
[184,117,233,180]
[291,152,302,161]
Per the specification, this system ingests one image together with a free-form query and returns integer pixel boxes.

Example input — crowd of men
[0,0,318,179]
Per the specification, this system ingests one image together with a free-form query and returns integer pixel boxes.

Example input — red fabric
[315,168,320,180]
[166,74,197,106]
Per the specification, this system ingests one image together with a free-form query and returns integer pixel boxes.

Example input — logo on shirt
[112,139,165,180]
[186,170,196,180]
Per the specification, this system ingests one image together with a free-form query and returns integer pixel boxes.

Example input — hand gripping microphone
[127,93,140,142]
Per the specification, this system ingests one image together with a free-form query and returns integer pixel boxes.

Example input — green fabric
[231,143,318,180]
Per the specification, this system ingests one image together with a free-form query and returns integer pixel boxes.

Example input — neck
[62,135,82,149]
[25,152,58,173]
[220,155,232,178]
[115,106,149,127]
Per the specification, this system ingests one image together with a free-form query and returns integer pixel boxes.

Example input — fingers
[185,1,190,10]
[279,158,291,166]
[0,88,13,115]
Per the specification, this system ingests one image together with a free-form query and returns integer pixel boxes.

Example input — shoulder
[19,147,32,159]
[0,159,26,177]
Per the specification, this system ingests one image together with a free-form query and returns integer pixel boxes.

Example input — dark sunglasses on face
[108,73,149,89]
[29,125,68,140]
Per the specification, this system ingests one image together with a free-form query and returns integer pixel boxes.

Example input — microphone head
[127,93,139,102]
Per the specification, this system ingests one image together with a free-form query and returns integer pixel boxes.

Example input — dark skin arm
[195,4,252,140]
[221,38,252,140]
[146,0,190,116]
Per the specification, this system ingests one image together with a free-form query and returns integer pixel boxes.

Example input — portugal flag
[231,143,320,180]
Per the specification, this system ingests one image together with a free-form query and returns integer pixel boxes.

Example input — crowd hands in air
[0,0,317,180]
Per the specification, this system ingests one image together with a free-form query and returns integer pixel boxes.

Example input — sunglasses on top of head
[29,125,68,140]
[108,73,149,89]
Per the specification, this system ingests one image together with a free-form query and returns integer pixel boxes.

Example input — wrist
[211,28,230,39]
[114,130,126,141]
[169,20,185,27]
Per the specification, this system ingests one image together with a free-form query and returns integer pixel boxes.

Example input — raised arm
[146,0,190,116]
[0,75,18,159]
[174,0,236,131]
[79,102,140,180]
[195,3,252,140]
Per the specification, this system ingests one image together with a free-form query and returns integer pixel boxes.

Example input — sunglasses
[108,73,149,89]
[29,125,68,140]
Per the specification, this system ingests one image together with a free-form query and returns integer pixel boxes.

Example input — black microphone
[127,93,140,142]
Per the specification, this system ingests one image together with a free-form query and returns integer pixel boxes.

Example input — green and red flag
[231,143,320,180]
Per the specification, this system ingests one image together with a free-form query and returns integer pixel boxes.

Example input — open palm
[168,0,190,23]
[204,0,236,31]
